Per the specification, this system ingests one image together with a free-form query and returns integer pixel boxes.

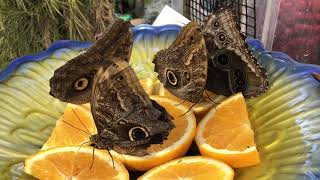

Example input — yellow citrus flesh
[138,156,234,180]
[195,93,260,168]
[24,146,129,180]
[139,79,164,95]
[155,81,219,120]
[111,95,197,171]
[41,104,96,150]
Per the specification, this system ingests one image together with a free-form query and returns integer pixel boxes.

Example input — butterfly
[49,18,133,104]
[89,59,175,156]
[202,7,268,97]
[153,7,268,103]
[153,22,208,103]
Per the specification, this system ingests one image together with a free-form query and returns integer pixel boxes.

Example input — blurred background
[0,0,319,70]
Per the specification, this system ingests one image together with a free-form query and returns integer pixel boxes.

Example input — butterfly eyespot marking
[117,75,124,81]
[190,36,194,42]
[129,126,149,141]
[216,53,230,65]
[74,77,89,91]
[166,70,178,86]
[112,63,117,66]
[217,33,226,42]
[213,20,220,29]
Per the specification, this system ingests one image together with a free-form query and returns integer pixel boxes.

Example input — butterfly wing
[91,59,151,131]
[91,59,174,155]
[49,18,133,104]
[203,8,269,97]
[153,22,208,103]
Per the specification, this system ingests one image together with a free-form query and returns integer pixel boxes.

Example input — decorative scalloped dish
[0,24,319,179]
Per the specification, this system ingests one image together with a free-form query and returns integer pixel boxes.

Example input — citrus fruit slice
[156,82,223,120]
[111,95,197,171]
[139,78,225,121]
[139,79,163,95]
[24,146,129,180]
[41,104,96,150]
[138,156,234,180]
[195,93,260,168]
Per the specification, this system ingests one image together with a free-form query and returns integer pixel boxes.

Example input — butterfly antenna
[174,100,187,107]
[107,148,115,169]
[204,90,218,106]
[61,120,91,136]
[179,100,199,117]
[90,146,95,170]
[72,109,92,136]
[77,141,91,152]
[178,88,207,117]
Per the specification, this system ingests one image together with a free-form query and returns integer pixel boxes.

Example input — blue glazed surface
[0,24,181,82]
[2,26,320,82]
[0,41,91,82]
[0,25,319,179]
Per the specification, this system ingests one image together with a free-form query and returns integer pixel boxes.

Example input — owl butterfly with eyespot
[153,22,208,103]
[202,7,269,97]
[90,59,175,156]
[153,8,268,103]
[49,18,133,104]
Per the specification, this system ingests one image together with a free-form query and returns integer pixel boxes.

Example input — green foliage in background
[0,0,114,70]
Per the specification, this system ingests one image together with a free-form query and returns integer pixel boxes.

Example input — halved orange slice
[138,156,234,180]
[41,104,96,150]
[195,93,260,168]
[24,146,129,180]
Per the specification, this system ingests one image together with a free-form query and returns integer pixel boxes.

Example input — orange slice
[41,104,96,150]
[111,95,196,171]
[24,146,129,180]
[156,82,221,120]
[139,78,221,120]
[42,96,196,171]
[139,79,163,95]
[195,93,260,168]
[138,156,234,180]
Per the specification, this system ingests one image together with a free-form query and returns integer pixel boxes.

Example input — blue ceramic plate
[0,25,319,179]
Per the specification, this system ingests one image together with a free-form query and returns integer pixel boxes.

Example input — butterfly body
[49,18,133,104]
[90,59,174,156]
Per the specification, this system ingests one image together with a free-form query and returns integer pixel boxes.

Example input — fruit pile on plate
[24,80,259,180]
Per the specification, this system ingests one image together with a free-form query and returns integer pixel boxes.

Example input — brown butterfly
[153,7,268,103]
[203,7,268,97]
[49,18,133,104]
[90,59,175,156]
[153,22,208,103]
